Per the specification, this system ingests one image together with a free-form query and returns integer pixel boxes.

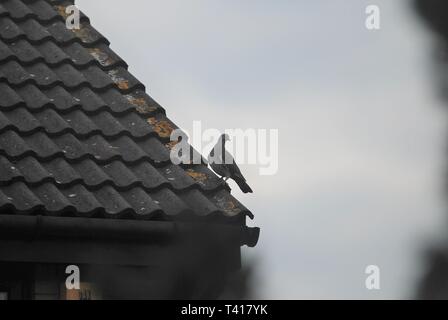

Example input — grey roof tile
[2,0,35,21]
[0,4,8,17]
[16,18,53,42]
[0,17,26,40]
[16,84,53,108]
[0,82,22,106]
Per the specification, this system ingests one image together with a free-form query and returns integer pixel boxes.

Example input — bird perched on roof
[208,134,253,193]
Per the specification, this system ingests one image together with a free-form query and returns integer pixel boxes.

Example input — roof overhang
[0,215,259,268]
[0,214,259,247]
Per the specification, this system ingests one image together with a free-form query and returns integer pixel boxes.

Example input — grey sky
[77,0,448,299]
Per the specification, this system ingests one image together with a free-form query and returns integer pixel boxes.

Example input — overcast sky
[77,0,448,299]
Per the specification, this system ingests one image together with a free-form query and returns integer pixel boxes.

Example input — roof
[0,0,255,229]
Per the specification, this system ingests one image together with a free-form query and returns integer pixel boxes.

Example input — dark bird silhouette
[208,134,253,193]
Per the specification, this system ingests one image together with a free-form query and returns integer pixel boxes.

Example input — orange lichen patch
[125,95,158,114]
[54,5,69,18]
[186,169,208,183]
[224,200,238,211]
[213,195,241,216]
[147,117,174,138]
[165,140,179,150]
[88,48,114,66]
[116,80,129,90]
[108,70,130,90]
[72,26,96,43]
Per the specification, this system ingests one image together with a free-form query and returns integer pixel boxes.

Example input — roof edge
[0,214,259,247]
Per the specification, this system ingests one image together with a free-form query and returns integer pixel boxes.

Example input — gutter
[0,215,260,248]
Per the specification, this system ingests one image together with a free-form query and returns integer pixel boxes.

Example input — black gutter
[0,215,260,248]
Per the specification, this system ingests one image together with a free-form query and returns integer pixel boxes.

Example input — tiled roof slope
[0,0,252,225]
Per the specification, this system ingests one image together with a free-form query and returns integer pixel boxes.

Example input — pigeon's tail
[236,178,253,193]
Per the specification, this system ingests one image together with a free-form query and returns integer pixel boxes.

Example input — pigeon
[208,133,253,193]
